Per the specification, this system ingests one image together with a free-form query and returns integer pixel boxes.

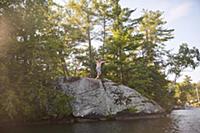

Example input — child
[95,59,105,79]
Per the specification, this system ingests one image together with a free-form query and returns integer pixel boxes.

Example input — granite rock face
[57,77,164,117]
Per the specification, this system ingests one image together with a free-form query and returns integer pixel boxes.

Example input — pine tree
[103,0,140,84]
[93,0,112,58]
[129,10,174,108]
[139,10,174,66]
[66,0,97,77]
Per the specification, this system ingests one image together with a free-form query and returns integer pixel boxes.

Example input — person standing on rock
[95,59,105,79]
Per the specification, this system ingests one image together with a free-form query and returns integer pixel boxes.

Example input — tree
[167,43,200,82]
[66,0,97,77]
[93,0,112,58]
[128,10,174,108]
[177,76,195,105]
[138,10,174,66]
[103,0,140,84]
[0,0,72,120]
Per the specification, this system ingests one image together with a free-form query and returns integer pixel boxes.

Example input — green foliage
[166,75,200,108]
[167,43,200,82]
[0,87,72,120]
[0,0,72,121]
[101,9,175,109]
[47,89,73,118]
[139,10,174,65]
[65,0,98,77]
[103,0,140,84]
[0,0,200,122]
[173,76,198,106]
[0,90,20,119]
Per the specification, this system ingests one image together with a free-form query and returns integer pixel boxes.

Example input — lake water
[1,108,200,133]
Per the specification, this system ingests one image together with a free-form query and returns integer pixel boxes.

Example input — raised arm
[101,60,106,64]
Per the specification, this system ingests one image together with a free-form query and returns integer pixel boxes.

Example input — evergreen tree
[138,10,174,66]
[0,0,72,120]
[93,0,112,58]
[129,10,174,108]
[104,0,140,84]
[66,0,97,77]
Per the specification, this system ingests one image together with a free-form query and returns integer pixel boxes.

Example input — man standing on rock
[95,59,105,79]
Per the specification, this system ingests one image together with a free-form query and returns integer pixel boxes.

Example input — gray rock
[58,77,165,117]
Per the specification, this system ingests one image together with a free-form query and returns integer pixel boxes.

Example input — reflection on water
[170,108,200,133]
[1,108,200,133]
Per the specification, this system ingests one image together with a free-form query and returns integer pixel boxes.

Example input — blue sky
[54,0,200,82]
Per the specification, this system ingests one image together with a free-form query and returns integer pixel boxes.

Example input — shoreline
[0,112,167,127]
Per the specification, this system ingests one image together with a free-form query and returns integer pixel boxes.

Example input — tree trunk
[119,44,123,84]
[87,14,93,77]
[102,16,106,58]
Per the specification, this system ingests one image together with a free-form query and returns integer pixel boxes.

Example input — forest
[0,0,200,121]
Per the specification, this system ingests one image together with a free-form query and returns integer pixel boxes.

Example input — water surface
[1,108,200,133]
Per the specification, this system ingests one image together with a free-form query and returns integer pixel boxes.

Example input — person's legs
[95,67,101,79]
[95,74,99,79]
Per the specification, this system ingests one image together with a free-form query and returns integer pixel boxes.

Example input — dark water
[1,108,200,133]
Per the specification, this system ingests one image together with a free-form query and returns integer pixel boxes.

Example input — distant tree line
[171,76,200,107]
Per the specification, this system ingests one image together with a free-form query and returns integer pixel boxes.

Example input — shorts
[96,67,101,75]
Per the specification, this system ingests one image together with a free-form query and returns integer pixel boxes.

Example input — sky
[54,0,200,82]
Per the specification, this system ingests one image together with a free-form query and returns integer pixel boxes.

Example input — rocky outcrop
[57,77,164,118]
